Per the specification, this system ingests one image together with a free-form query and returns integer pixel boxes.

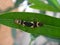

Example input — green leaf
[28,0,60,12]
[30,4,60,12]
[47,0,60,9]
[0,12,60,38]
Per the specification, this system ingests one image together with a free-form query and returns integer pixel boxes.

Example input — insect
[15,19,43,28]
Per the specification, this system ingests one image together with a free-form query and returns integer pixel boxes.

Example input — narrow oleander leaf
[0,12,60,38]
[30,4,60,12]
[28,0,60,12]
[47,0,60,9]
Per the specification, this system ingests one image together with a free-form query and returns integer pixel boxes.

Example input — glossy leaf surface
[0,12,60,38]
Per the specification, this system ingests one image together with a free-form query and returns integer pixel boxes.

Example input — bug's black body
[33,21,37,28]
[24,22,33,27]
[21,20,24,25]
[15,20,43,28]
